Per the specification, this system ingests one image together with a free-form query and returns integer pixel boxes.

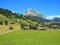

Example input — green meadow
[0,30,60,45]
[0,8,60,45]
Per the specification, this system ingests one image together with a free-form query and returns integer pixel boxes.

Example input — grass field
[0,30,60,45]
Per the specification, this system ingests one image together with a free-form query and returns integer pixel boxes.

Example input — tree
[33,24,38,30]
[20,21,25,29]
[10,15,15,24]
[4,19,8,25]
[0,8,12,17]
[52,25,58,29]
[0,20,3,25]
[29,24,33,29]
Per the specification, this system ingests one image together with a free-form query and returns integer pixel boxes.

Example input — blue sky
[0,0,60,19]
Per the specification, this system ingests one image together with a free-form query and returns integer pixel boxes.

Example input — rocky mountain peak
[24,8,44,18]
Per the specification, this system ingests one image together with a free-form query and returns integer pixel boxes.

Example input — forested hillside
[0,8,60,30]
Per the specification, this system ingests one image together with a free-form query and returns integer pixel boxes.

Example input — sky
[0,0,60,19]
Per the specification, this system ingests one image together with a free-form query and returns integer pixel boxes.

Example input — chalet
[23,26,29,30]
[23,25,29,30]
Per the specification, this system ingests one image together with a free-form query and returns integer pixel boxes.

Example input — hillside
[0,8,60,30]
[0,8,41,25]
[0,14,7,19]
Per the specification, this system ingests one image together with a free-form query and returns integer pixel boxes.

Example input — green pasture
[0,30,60,45]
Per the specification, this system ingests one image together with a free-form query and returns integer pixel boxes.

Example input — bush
[10,22,14,24]
[9,26,14,30]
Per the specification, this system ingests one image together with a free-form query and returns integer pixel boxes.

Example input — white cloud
[46,15,60,19]
[12,11,16,13]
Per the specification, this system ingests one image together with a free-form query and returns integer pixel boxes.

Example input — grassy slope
[0,14,11,24]
[0,14,60,45]
[0,14,6,18]
[0,30,60,45]
[0,24,20,34]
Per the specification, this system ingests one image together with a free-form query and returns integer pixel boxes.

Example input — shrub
[9,26,14,30]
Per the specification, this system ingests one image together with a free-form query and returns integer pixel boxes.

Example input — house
[38,27,46,30]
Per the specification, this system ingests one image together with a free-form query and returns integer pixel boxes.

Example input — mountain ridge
[0,8,60,22]
[24,8,44,18]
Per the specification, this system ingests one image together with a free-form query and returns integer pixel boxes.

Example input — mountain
[24,8,44,18]
[24,8,48,22]
[52,17,60,22]
[0,8,60,23]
